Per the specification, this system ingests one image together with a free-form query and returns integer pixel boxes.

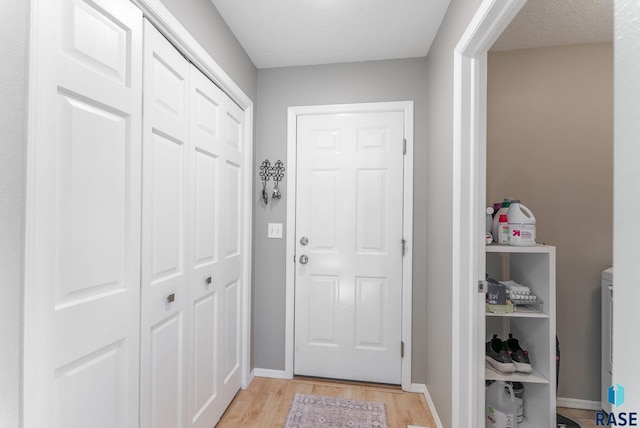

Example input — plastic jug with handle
[486,381,518,427]
[507,200,536,246]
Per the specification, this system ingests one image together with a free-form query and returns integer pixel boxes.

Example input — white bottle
[491,200,510,243]
[498,214,509,245]
[486,381,518,428]
[507,200,536,246]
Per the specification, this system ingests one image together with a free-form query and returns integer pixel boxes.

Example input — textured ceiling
[492,0,613,51]
[211,0,450,69]
[211,0,613,69]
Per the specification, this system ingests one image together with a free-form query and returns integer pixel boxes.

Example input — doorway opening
[450,0,526,425]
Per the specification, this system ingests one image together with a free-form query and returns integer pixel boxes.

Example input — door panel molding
[285,101,414,390]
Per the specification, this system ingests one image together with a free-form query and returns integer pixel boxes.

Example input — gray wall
[0,1,29,427]
[159,0,257,101]
[487,43,613,402]
[424,0,483,425]
[254,58,429,383]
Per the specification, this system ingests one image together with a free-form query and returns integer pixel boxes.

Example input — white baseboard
[557,397,602,411]
[254,368,292,379]
[408,383,444,428]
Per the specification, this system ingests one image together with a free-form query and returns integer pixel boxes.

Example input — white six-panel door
[24,0,143,427]
[140,21,191,428]
[187,63,244,428]
[294,111,405,384]
[215,72,245,418]
[141,21,243,428]
[188,60,223,428]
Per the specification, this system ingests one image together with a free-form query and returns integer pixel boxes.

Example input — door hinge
[403,138,407,155]
[478,280,487,293]
[401,341,405,358]
[401,239,407,256]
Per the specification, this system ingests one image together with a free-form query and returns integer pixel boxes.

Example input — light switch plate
[267,223,283,239]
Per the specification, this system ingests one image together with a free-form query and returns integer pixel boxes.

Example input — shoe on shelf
[504,333,532,373]
[485,334,516,373]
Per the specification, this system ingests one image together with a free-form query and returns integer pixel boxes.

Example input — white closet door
[140,21,190,428]
[186,66,225,427]
[24,0,143,427]
[141,22,244,428]
[187,65,244,427]
[218,79,245,412]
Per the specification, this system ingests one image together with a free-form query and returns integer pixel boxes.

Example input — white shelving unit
[485,244,556,428]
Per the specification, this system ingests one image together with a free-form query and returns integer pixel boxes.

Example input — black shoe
[504,333,532,373]
[485,334,516,373]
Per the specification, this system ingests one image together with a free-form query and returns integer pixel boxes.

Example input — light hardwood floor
[216,376,437,427]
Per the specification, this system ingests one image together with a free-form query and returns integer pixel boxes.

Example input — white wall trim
[285,101,414,390]
[557,397,603,411]
[451,1,526,427]
[241,104,254,388]
[23,1,48,425]
[254,368,292,380]
[408,383,444,428]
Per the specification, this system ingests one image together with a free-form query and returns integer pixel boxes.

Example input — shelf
[484,240,555,425]
[485,364,549,384]
[486,244,555,253]
[486,311,549,319]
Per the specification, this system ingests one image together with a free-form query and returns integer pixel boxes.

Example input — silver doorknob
[300,236,309,246]
[299,255,309,264]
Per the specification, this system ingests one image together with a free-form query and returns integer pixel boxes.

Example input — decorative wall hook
[271,160,285,199]
[259,159,285,204]
[259,159,271,204]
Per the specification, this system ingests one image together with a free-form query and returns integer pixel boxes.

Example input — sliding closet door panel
[25,1,143,427]
[187,66,225,428]
[141,21,189,428]
[220,100,244,407]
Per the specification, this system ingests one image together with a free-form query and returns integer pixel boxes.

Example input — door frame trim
[285,101,414,390]
[450,0,525,425]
